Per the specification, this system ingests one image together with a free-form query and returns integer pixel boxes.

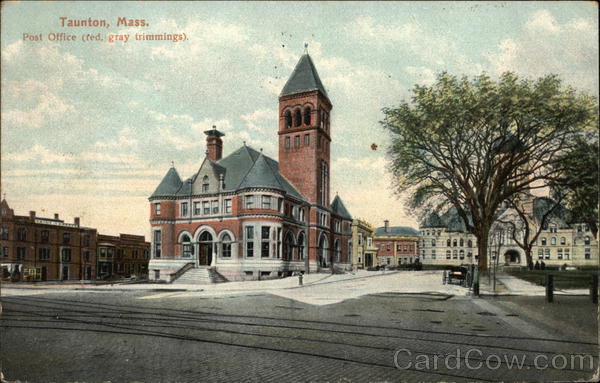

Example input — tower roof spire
[279,51,329,101]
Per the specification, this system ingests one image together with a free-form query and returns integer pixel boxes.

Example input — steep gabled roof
[330,195,352,220]
[238,153,284,190]
[151,167,183,197]
[533,197,572,229]
[280,53,329,101]
[216,145,306,200]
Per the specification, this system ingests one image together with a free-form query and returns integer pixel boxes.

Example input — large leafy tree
[551,132,599,237]
[382,72,596,271]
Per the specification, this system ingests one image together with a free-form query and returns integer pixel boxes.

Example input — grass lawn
[506,269,598,289]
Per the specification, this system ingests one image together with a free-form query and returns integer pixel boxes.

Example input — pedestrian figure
[541,261,546,270]
[534,261,540,270]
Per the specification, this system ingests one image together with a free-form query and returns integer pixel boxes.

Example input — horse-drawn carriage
[442,265,471,287]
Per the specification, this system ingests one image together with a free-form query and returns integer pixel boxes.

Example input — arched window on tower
[284,110,292,128]
[294,108,302,127]
[303,107,311,125]
[202,175,209,192]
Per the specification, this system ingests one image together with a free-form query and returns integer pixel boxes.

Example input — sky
[1,1,598,238]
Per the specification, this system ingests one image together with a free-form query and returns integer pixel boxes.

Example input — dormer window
[202,175,209,192]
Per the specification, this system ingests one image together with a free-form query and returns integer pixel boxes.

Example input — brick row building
[373,220,420,267]
[0,199,149,282]
[148,52,354,282]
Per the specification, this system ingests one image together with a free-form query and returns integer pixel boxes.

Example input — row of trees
[382,72,597,271]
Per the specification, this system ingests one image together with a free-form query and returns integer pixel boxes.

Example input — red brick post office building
[148,52,353,282]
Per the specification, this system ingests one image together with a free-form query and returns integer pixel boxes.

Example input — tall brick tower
[278,52,332,207]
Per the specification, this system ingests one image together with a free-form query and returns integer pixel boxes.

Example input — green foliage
[552,132,599,236]
[381,71,597,269]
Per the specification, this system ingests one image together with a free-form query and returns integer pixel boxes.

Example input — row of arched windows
[283,106,331,131]
[285,106,311,128]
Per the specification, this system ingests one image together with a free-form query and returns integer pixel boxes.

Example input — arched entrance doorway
[198,231,213,266]
[318,233,329,268]
[504,250,520,265]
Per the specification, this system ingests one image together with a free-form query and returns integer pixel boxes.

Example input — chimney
[54,213,59,220]
[204,126,225,162]
[29,211,36,220]
[384,220,389,233]
[74,217,80,226]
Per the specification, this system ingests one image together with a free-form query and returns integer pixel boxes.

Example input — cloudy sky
[1,1,598,237]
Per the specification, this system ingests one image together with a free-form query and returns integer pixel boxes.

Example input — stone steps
[172,267,212,284]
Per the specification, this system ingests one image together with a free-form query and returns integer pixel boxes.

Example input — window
[39,248,51,260]
[459,239,464,247]
[304,134,310,146]
[304,107,311,125]
[245,195,254,209]
[549,224,557,233]
[224,199,232,214]
[285,136,290,149]
[1,227,8,240]
[557,249,563,260]
[181,235,192,258]
[447,239,451,247]
[446,250,451,259]
[41,230,49,243]
[154,203,161,215]
[202,175,209,192]
[453,239,457,247]
[220,233,232,258]
[294,135,300,148]
[154,230,161,258]
[83,234,90,247]
[585,236,591,246]
[320,161,329,206]
[544,249,550,259]
[285,110,292,128]
[564,248,570,260]
[194,202,201,215]
[431,239,436,247]
[294,108,302,126]
[299,208,305,222]
[203,201,210,215]
[245,226,254,257]
[63,232,71,245]
[585,248,591,260]
[108,248,114,258]
[560,237,566,245]
[452,250,458,259]
[459,250,464,259]
[17,228,26,241]
[261,226,270,258]
[335,220,340,232]
[61,248,72,263]
[262,195,271,210]
[431,250,436,259]
[367,238,373,247]
[181,202,188,217]
[538,249,543,259]
[396,244,402,251]
[541,237,547,246]
[467,240,473,248]
[16,247,26,260]
[212,200,219,214]
[551,237,556,246]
